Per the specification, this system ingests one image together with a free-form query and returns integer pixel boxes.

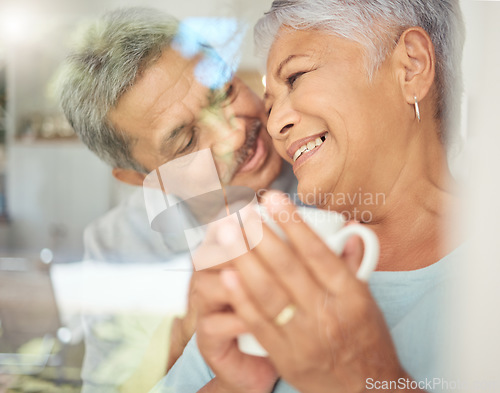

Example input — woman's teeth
[293,135,326,162]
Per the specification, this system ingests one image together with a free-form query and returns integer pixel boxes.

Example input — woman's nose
[266,99,300,140]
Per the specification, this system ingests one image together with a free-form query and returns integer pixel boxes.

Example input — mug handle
[325,224,380,281]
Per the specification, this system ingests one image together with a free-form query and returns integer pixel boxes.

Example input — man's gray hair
[255,0,465,146]
[59,7,179,171]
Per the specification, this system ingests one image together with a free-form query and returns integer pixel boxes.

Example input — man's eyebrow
[276,54,310,78]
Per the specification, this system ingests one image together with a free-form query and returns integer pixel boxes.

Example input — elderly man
[58,7,293,393]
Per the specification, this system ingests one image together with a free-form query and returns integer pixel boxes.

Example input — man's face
[108,47,282,193]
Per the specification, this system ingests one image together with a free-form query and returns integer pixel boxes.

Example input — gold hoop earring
[414,96,421,122]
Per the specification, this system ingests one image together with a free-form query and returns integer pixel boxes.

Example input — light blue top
[152,246,464,393]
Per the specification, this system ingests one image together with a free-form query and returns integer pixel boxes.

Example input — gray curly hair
[58,7,179,171]
[255,0,465,146]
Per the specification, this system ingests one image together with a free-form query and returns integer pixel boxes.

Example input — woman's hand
[193,269,278,393]
[218,191,405,393]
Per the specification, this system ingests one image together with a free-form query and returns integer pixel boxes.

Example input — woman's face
[265,28,414,210]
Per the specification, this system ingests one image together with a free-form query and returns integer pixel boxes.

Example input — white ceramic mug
[237,206,380,357]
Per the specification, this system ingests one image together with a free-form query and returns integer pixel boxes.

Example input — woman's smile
[288,133,328,173]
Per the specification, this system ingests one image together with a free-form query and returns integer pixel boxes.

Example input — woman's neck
[368,155,460,271]
[364,133,462,271]
[368,187,460,271]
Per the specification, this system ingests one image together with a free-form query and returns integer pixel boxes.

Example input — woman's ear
[112,167,147,186]
[393,27,436,105]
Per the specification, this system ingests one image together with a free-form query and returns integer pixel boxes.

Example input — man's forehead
[111,49,210,123]
[140,49,207,110]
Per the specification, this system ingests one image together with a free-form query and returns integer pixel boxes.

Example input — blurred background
[0,0,273,391]
[0,0,499,392]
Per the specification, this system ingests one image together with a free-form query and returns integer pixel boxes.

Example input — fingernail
[220,269,240,290]
[343,237,357,256]
[343,236,362,257]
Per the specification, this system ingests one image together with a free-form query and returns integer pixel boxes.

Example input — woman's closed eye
[286,71,306,88]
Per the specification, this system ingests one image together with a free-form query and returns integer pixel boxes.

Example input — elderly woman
[156,1,465,392]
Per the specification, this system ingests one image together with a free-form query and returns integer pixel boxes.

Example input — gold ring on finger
[273,304,296,327]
